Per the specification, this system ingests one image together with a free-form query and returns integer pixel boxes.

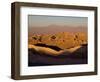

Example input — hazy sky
[28,15,88,28]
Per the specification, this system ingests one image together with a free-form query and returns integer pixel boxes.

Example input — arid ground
[28,32,88,66]
[28,15,88,66]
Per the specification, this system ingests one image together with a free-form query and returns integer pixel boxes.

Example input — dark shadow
[34,43,62,51]
[28,44,88,66]
[65,44,88,59]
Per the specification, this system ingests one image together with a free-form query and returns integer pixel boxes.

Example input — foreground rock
[28,44,87,66]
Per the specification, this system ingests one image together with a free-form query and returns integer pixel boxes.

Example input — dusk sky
[28,15,88,28]
[28,15,88,35]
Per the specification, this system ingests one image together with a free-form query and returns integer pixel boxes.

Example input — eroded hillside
[28,32,87,49]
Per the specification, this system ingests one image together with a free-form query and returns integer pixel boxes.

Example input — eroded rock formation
[28,32,87,49]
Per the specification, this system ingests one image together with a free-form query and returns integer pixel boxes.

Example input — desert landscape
[28,15,88,66]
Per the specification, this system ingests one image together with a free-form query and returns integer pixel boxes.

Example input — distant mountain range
[28,25,87,36]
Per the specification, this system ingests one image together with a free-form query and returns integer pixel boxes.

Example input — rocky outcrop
[28,32,87,49]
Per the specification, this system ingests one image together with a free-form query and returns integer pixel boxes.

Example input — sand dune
[28,44,81,56]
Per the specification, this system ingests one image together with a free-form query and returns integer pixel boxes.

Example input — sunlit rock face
[28,32,87,49]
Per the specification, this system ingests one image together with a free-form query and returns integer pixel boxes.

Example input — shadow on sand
[28,44,88,66]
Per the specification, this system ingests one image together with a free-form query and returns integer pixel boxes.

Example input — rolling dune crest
[28,44,81,56]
